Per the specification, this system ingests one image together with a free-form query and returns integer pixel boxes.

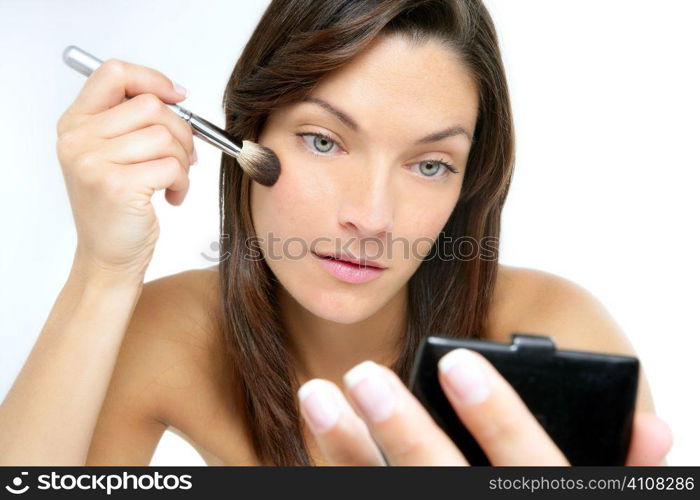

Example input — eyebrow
[300,96,472,145]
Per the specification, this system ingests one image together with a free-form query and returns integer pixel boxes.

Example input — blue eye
[295,131,459,180]
[295,132,340,155]
[410,158,458,179]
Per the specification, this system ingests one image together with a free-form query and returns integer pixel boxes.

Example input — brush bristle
[237,140,281,186]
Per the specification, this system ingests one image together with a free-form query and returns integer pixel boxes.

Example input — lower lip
[312,252,386,284]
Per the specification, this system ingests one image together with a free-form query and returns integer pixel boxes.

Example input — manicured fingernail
[298,379,341,433]
[190,148,198,165]
[343,361,396,422]
[438,348,491,406]
[172,81,188,99]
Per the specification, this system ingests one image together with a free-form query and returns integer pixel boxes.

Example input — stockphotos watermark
[3,470,192,495]
[201,232,499,264]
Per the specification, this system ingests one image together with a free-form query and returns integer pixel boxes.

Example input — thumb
[625,412,673,466]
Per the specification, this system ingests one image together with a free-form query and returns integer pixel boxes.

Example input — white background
[0,0,697,466]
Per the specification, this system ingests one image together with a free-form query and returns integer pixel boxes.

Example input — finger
[297,379,386,466]
[438,348,569,465]
[343,361,467,466]
[625,413,673,465]
[129,156,190,206]
[103,124,192,175]
[67,58,186,117]
[91,93,195,160]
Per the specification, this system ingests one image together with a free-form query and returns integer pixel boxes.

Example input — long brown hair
[216,0,515,465]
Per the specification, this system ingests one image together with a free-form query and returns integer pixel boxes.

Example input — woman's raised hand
[297,349,673,466]
[55,58,196,286]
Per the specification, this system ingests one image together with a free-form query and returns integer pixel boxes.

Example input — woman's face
[251,34,479,324]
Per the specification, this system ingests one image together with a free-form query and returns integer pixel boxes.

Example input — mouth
[312,251,387,284]
[311,251,387,270]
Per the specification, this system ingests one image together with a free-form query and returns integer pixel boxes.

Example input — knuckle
[180,153,191,172]
[389,435,427,461]
[56,129,80,157]
[165,156,184,176]
[75,150,99,171]
[73,152,102,183]
[56,113,71,136]
[327,441,363,465]
[317,419,362,463]
[179,127,194,152]
[99,58,127,78]
[149,124,172,145]
[137,93,164,116]
[101,169,129,195]
[479,408,521,445]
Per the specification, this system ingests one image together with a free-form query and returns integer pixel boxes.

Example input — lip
[312,251,387,284]
[312,251,387,269]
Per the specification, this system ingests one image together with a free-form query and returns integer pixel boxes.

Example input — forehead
[307,34,479,132]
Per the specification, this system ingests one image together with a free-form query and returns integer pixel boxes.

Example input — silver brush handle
[61,45,242,157]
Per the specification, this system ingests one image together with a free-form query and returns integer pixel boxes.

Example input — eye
[295,131,460,180]
[295,132,342,155]
[408,158,459,180]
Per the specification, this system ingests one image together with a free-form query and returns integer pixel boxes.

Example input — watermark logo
[200,233,230,263]
[200,232,499,264]
[2,471,193,495]
[4,472,29,495]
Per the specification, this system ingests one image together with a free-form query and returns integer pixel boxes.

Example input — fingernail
[172,81,188,99]
[439,348,491,406]
[343,361,396,422]
[298,379,341,433]
[190,148,198,165]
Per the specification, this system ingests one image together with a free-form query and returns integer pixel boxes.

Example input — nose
[337,163,395,238]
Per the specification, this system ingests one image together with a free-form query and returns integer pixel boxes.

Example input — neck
[277,284,408,389]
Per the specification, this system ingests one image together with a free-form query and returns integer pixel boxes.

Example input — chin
[297,286,385,325]
[313,309,371,325]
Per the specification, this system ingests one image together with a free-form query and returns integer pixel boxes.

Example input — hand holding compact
[55,59,195,285]
[297,349,673,466]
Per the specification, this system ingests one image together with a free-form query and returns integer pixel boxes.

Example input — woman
[0,0,672,466]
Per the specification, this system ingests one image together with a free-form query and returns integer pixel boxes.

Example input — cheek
[398,188,460,259]
[252,156,331,243]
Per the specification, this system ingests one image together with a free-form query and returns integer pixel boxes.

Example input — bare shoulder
[136,265,221,350]
[484,264,656,414]
[485,264,633,352]
[125,265,227,420]
[86,265,223,465]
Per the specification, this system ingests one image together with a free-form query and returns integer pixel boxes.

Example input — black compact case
[408,333,639,465]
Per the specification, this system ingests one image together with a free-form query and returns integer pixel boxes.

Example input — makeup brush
[61,45,280,186]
